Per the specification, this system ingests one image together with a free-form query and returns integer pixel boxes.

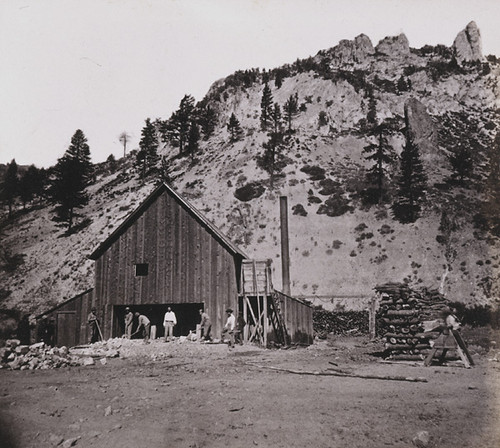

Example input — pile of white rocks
[0,339,120,370]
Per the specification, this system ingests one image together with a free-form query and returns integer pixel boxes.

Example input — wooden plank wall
[42,289,94,346]
[94,190,239,339]
[281,294,314,345]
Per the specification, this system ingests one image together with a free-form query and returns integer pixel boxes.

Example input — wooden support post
[263,294,268,347]
[243,294,248,342]
[369,297,377,341]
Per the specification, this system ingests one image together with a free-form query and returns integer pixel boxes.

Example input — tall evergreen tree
[18,165,43,208]
[1,159,19,218]
[283,93,299,133]
[363,123,394,204]
[199,105,217,139]
[66,129,94,182]
[118,131,131,158]
[136,118,160,179]
[50,130,93,232]
[165,94,196,155]
[392,129,427,223]
[260,83,273,131]
[227,113,243,142]
[186,121,200,159]
[449,142,474,185]
[257,103,286,187]
[483,132,500,236]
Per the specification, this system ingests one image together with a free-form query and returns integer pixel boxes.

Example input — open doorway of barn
[112,304,204,339]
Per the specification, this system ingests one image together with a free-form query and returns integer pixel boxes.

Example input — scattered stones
[412,430,430,447]
[104,405,112,416]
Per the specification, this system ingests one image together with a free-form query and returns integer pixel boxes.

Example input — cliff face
[1,23,499,314]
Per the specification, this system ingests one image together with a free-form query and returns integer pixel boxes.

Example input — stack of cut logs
[376,283,450,361]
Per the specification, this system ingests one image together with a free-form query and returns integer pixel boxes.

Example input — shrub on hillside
[292,204,307,216]
[234,182,265,202]
[301,165,326,181]
[317,192,353,217]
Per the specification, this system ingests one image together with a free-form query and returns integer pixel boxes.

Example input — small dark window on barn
[135,263,149,276]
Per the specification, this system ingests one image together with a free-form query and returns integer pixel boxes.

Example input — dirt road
[1,336,499,448]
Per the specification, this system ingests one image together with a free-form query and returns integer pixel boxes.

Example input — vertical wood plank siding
[94,190,239,338]
[40,289,94,347]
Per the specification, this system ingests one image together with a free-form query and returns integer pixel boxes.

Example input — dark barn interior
[113,303,204,339]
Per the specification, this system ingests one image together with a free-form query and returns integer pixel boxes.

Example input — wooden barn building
[39,183,313,347]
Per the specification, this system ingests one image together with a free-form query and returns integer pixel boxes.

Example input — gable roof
[89,182,247,260]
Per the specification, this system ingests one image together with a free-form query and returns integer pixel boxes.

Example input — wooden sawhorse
[424,330,474,368]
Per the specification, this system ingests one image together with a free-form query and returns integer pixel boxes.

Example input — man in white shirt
[163,306,177,342]
[222,308,236,348]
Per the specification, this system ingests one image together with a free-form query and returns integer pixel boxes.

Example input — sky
[1,0,500,168]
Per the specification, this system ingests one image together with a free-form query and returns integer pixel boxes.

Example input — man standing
[87,307,100,344]
[222,308,236,349]
[163,306,177,342]
[234,311,246,345]
[133,312,151,343]
[124,307,133,338]
[199,309,212,341]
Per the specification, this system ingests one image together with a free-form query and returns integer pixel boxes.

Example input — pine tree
[283,93,299,133]
[186,121,200,159]
[227,113,243,142]
[199,105,217,139]
[119,131,131,158]
[483,132,500,236]
[392,129,427,223]
[136,118,159,179]
[18,165,43,208]
[260,83,273,131]
[366,92,377,128]
[257,103,286,187]
[449,143,474,185]
[363,123,394,204]
[66,129,94,182]
[50,130,93,232]
[165,94,196,155]
[1,159,19,219]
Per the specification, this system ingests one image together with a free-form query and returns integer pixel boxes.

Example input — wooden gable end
[93,187,240,315]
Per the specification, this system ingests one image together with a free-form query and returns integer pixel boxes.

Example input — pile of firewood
[376,283,450,360]
[313,309,369,338]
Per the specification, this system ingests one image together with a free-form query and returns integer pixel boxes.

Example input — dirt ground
[1,333,500,448]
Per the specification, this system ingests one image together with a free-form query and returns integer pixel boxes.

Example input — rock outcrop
[375,33,410,56]
[330,34,374,64]
[404,98,441,166]
[453,21,482,65]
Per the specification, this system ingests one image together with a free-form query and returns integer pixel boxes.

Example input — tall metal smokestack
[280,196,291,296]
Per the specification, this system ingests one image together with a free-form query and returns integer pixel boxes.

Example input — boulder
[15,345,30,355]
[82,357,95,366]
[376,33,410,56]
[453,21,482,65]
[412,430,431,447]
[6,339,21,349]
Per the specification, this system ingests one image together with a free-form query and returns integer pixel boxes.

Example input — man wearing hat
[87,307,100,343]
[124,307,134,338]
[222,308,236,348]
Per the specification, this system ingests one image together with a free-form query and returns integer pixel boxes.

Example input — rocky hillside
[1,22,500,315]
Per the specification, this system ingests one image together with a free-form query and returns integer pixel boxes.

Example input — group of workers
[87,305,246,347]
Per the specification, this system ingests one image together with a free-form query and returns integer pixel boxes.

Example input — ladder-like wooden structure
[239,260,290,347]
